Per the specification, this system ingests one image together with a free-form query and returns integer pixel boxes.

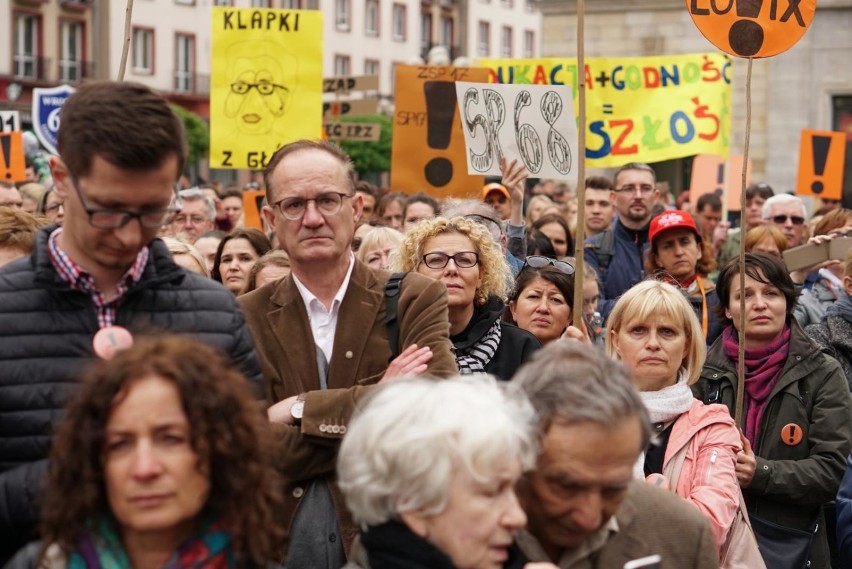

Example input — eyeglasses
[770,214,805,226]
[421,251,480,270]
[522,255,575,275]
[613,184,655,195]
[174,214,209,226]
[464,213,503,230]
[230,81,289,96]
[271,192,352,220]
[69,175,182,229]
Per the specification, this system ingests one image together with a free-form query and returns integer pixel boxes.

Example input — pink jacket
[665,399,742,553]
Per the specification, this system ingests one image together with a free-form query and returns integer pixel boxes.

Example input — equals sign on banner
[602,104,614,115]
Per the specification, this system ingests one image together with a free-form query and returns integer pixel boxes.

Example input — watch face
[292,400,305,420]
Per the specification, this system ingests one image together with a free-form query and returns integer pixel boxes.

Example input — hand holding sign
[455,82,578,182]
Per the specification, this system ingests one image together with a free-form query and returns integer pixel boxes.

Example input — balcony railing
[14,56,51,81]
[174,73,210,96]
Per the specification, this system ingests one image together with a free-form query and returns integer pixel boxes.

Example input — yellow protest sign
[481,54,732,169]
[210,8,322,170]
[391,65,489,199]
[687,0,816,58]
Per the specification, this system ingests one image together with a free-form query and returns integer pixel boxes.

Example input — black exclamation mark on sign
[423,81,457,188]
[714,163,725,196]
[787,425,797,444]
[811,135,832,194]
[729,0,764,57]
[0,135,11,180]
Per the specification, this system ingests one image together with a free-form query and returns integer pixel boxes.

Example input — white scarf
[633,370,694,480]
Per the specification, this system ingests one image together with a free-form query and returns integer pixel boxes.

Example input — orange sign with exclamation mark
[796,130,846,200]
[0,132,26,183]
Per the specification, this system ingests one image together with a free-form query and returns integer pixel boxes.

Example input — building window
[174,0,195,5]
[281,0,302,7]
[175,33,195,93]
[336,0,351,31]
[439,16,453,48]
[365,0,379,36]
[477,21,490,57]
[500,0,514,6]
[14,13,40,79]
[501,26,512,57]
[250,0,271,6]
[365,58,379,76]
[420,12,432,53]
[524,30,534,57]
[212,0,232,5]
[334,55,351,76]
[392,4,406,41]
[59,21,83,82]
[132,27,154,74]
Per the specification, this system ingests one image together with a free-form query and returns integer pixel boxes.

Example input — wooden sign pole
[572,0,587,330]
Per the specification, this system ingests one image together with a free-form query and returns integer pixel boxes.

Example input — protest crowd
[3,77,852,569]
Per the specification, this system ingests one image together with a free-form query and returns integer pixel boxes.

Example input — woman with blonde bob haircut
[392,217,540,380]
[356,225,403,270]
[605,280,748,564]
[338,374,553,569]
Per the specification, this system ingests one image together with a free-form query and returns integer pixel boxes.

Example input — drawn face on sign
[687,0,816,58]
[224,43,295,135]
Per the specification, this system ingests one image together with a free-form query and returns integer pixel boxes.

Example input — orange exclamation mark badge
[0,132,26,182]
[781,423,803,446]
[796,129,846,200]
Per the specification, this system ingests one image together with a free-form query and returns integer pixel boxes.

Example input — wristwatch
[290,394,306,425]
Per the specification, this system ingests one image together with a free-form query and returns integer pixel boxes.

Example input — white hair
[337,374,537,527]
[179,188,216,220]
[762,193,805,220]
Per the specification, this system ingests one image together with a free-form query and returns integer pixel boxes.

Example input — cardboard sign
[455,82,578,182]
[689,153,751,212]
[482,54,731,168]
[32,84,74,156]
[210,8,323,170]
[242,189,266,230]
[796,130,846,200]
[324,121,381,141]
[391,65,489,198]
[322,98,380,118]
[323,75,379,94]
[0,111,20,133]
[0,132,27,182]
[687,0,816,58]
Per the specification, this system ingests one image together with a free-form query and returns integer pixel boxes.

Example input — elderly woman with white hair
[338,375,556,569]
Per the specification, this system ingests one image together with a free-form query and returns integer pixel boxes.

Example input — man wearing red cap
[645,210,722,344]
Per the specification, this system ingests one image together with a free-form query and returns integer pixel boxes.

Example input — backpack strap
[595,228,615,278]
[384,272,406,361]
[662,438,689,490]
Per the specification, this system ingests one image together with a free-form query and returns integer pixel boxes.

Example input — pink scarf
[722,325,791,448]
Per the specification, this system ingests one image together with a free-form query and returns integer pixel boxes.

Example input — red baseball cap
[649,210,701,246]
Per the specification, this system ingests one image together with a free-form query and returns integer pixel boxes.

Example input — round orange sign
[686,0,817,58]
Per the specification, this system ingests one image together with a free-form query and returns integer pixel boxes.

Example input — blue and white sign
[32,84,75,156]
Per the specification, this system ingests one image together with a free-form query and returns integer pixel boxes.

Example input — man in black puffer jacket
[0,81,262,563]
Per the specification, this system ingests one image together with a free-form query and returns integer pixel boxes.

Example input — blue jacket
[583,219,651,321]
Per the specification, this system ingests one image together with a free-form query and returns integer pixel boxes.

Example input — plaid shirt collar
[47,227,149,304]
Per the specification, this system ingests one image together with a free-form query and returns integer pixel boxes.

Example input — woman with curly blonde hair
[9,335,285,568]
[392,216,540,380]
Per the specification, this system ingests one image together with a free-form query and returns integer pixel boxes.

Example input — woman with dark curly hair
[6,335,285,569]
[212,227,273,295]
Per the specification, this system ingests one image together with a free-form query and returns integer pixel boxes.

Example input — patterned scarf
[455,319,502,374]
[722,325,791,448]
[69,518,233,569]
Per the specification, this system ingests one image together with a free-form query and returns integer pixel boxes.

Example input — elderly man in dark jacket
[0,81,261,563]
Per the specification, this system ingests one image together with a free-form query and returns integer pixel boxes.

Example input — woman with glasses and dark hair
[506,257,576,345]
[392,216,540,380]
[694,253,852,569]
[645,210,722,345]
